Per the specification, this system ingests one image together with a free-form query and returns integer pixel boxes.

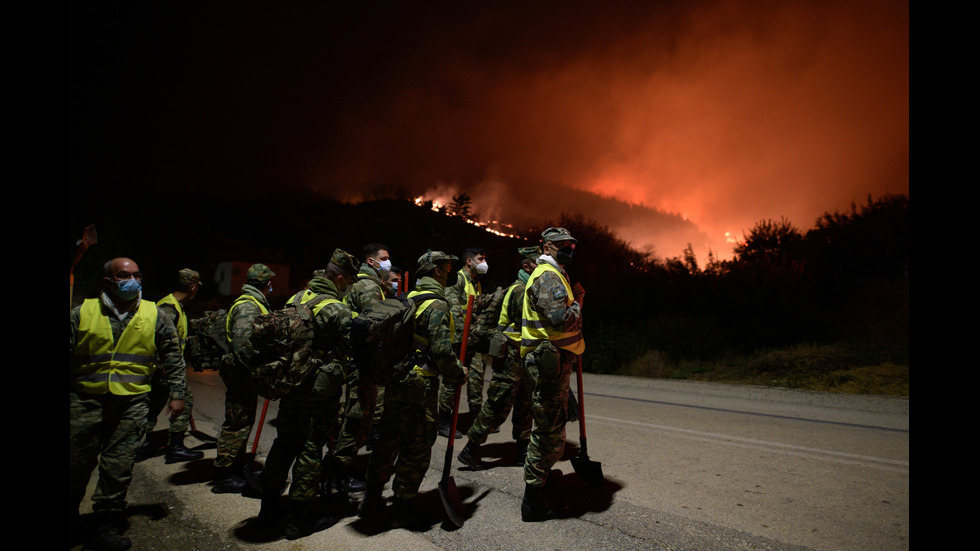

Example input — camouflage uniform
[261,275,352,502]
[442,268,489,416]
[333,263,387,470]
[215,282,271,470]
[522,255,584,487]
[366,274,465,500]
[145,297,194,435]
[70,293,187,514]
[466,275,533,446]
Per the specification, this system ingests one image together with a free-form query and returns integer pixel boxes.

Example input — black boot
[89,511,132,551]
[284,500,336,540]
[389,497,414,529]
[165,433,204,464]
[514,439,529,467]
[358,483,385,519]
[257,488,284,526]
[134,438,159,463]
[437,412,463,439]
[457,441,488,471]
[521,484,563,522]
[212,466,247,494]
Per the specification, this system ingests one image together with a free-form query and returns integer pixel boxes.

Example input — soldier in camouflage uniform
[139,268,204,464]
[212,263,275,494]
[71,257,188,550]
[439,246,492,437]
[520,228,585,522]
[360,250,467,528]
[331,244,391,492]
[258,249,358,539]
[457,247,539,470]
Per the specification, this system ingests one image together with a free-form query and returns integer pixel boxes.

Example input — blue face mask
[116,278,142,301]
[376,259,392,273]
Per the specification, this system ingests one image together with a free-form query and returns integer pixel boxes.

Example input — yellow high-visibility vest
[408,290,455,377]
[157,293,186,351]
[225,295,269,343]
[520,263,585,357]
[72,298,158,395]
[496,282,522,344]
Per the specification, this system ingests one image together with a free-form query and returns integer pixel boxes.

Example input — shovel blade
[571,454,604,487]
[438,476,465,527]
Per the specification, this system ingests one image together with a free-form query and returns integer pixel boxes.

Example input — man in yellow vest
[138,268,204,464]
[520,228,585,522]
[70,257,188,550]
[439,246,490,438]
[212,263,275,494]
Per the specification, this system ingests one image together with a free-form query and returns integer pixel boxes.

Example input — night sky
[72,0,908,261]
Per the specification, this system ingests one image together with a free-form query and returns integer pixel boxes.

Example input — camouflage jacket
[346,263,386,314]
[446,268,492,339]
[69,293,188,399]
[525,257,582,334]
[227,284,272,368]
[416,276,465,386]
[307,276,354,380]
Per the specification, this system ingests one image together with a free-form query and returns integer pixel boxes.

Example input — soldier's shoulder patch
[552,285,567,300]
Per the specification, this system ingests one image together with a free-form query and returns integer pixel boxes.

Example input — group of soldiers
[69,226,586,549]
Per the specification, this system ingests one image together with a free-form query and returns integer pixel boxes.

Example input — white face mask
[390,281,399,291]
[475,261,489,274]
[376,259,392,272]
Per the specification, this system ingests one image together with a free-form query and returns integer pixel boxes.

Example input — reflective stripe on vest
[226,295,269,343]
[72,298,158,395]
[156,293,187,351]
[458,269,482,297]
[496,282,522,343]
[408,290,455,375]
[520,263,585,357]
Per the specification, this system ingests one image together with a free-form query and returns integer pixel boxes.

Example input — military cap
[177,268,202,287]
[541,226,577,243]
[416,249,458,275]
[518,246,542,260]
[312,269,326,278]
[247,263,276,284]
[329,248,359,275]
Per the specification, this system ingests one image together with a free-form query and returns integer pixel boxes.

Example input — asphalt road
[76,368,909,551]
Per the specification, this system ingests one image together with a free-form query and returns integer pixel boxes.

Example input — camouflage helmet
[518,246,542,260]
[416,249,458,276]
[177,268,202,287]
[311,269,326,278]
[329,248,359,276]
[541,226,577,244]
[247,263,276,285]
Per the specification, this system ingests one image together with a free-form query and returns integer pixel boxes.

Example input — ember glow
[72,0,908,263]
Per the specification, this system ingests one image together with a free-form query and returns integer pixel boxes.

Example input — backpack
[351,293,443,385]
[186,309,229,371]
[465,286,506,354]
[248,295,336,400]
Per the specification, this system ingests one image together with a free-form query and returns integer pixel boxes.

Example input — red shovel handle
[250,399,271,454]
[447,294,474,448]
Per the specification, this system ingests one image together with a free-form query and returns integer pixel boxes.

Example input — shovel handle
[250,399,271,454]
[575,355,588,456]
[442,295,473,484]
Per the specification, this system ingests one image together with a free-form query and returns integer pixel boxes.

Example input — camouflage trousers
[215,362,258,469]
[522,342,573,487]
[366,370,440,500]
[467,344,532,445]
[146,368,194,434]
[439,351,486,417]
[261,389,341,503]
[70,391,149,513]
[333,373,385,467]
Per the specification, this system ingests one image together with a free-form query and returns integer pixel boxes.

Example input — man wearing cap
[71,257,187,550]
[458,247,539,470]
[212,263,275,494]
[331,243,392,493]
[360,250,467,528]
[137,268,205,464]
[439,246,491,437]
[520,228,585,521]
[258,250,358,539]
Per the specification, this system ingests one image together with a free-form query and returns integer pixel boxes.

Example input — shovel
[244,398,271,491]
[439,294,473,528]
[570,355,604,486]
